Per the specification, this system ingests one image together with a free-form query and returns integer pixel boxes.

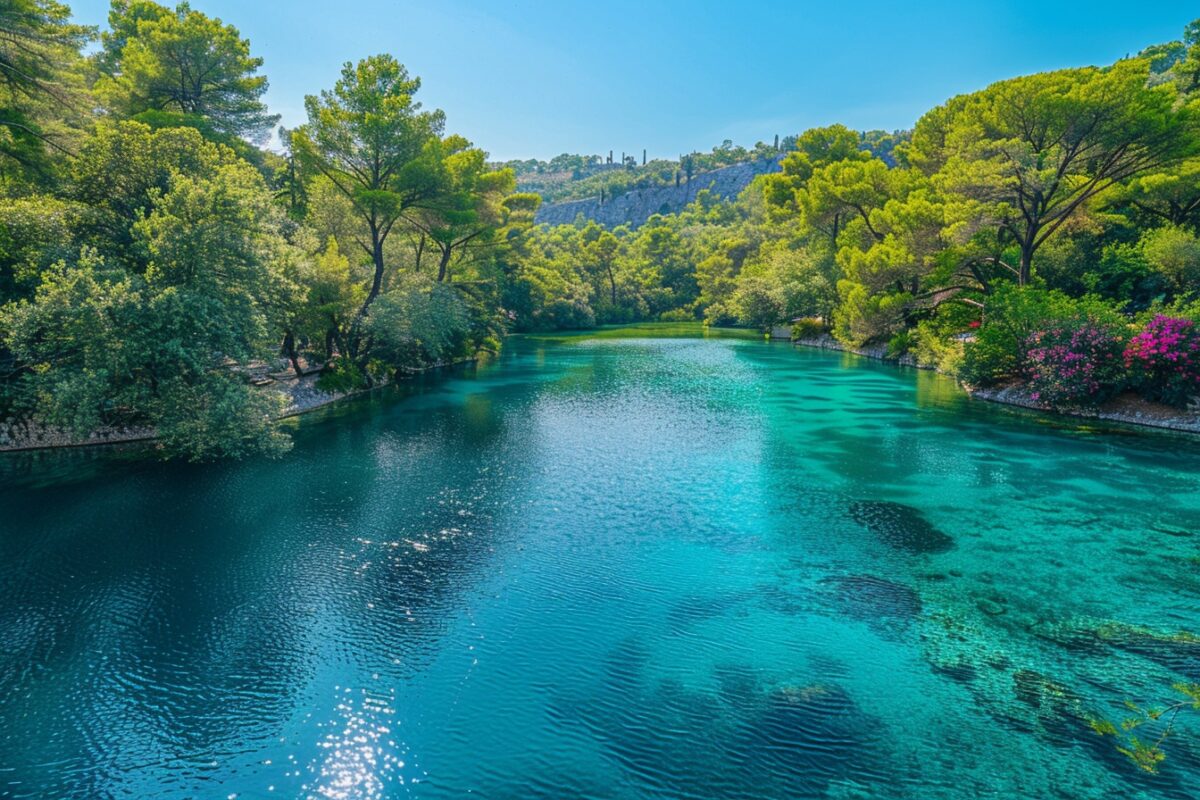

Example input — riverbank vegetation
[0,0,538,458]
[2,2,1200,460]
[512,19,1200,416]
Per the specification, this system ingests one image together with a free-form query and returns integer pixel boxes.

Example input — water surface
[2,324,1199,799]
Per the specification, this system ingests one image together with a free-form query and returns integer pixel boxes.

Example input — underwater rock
[1013,669,1077,712]
[931,660,978,684]
[1095,622,1200,680]
[1027,619,1109,656]
[746,681,879,788]
[823,574,923,625]
[1152,524,1193,538]
[848,500,954,554]
[977,598,1007,617]
[1005,669,1086,746]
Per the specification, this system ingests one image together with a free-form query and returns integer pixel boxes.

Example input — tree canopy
[95,0,278,141]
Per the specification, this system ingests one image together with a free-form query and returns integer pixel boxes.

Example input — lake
[1,324,1198,799]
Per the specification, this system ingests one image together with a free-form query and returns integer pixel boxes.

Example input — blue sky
[70,1,1199,161]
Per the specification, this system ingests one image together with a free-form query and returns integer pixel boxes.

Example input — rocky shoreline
[0,357,478,453]
[792,333,1200,436]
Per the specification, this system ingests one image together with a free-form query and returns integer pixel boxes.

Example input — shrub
[790,317,826,340]
[959,283,1124,387]
[886,330,914,357]
[538,297,595,330]
[1023,323,1127,409]
[703,302,739,327]
[1141,226,1200,298]
[659,307,696,322]
[367,281,472,368]
[912,320,965,374]
[316,356,366,393]
[1124,315,1200,408]
[731,275,786,330]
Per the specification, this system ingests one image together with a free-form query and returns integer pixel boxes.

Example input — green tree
[0,0,92,181]
[405,135,517,282]
[1115,156,1200,231]
[292,55,445,359]
[1,123,298,459]
[95,0,278,141]
[293,237,364,363]
[911,60,1200,284]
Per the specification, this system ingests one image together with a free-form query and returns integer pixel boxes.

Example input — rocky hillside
[535,156,783,228]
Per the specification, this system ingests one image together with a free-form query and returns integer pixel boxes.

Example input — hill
[534,156,782,227]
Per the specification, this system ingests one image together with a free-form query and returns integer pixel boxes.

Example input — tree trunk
[437,244,452,283]
[1018,236,1035,286]
[349,225,386,359]
[366,233,385,308]
[606,264,617,306]
[282,330,303,377]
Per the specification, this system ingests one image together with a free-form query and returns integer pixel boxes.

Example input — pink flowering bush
[1124,315,1200,408]
[1024,323,1127,409]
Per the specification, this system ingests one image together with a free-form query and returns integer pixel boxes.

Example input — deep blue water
[1,325,1199,799]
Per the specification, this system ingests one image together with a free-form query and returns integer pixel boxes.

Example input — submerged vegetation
[1,1,1200,462]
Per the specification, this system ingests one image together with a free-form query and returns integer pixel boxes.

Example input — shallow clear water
[1,324,1199,800]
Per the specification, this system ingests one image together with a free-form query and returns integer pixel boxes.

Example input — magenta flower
[1125,316,1200,408]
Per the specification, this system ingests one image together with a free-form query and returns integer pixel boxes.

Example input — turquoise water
[1,324,1199,799]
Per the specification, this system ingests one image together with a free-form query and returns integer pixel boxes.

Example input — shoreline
[792,334,1200,436]
[0,357,479,454]
[7,329,1196,453]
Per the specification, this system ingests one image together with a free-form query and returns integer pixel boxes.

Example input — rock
[848,500,955,554]
[535,157,783,229]
[931,660,978,683]
[823,574,923,623]
[1094,622,1200,679]
[977,598,1007,616]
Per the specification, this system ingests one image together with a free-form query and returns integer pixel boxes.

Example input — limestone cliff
[534,156,783,228]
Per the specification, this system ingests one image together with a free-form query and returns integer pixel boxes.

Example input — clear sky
[69,1,1199,162]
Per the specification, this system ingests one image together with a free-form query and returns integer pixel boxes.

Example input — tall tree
[95,0,278,142]
[405,134,516,282]
[910,60,1200,284]
[0,0,92,179]
[291,55,444,358]
[761,124,869,219]
[2,122,298,459]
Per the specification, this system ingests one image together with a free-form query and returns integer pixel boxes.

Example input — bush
[886,330,914,357]
[659,307,696,322]
[1140,226,1200,298]
[959,283,1124,387]
[912,320,965,374]
[1023,323,1127,409]
[1124,315,1200,408]
[539,297,595,330]
[703,302,739,327]
[730,275,786,330]
[316,356,366,393]
[367,280,472,367]
[790,317,826,340]
[154,374,291,461]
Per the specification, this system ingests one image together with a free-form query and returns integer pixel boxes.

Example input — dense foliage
[0,1,534,458]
